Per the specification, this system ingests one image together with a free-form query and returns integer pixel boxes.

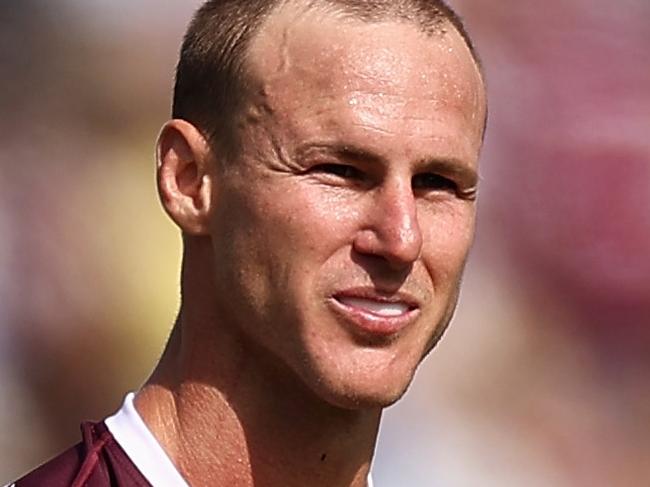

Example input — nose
[353,178,423,270]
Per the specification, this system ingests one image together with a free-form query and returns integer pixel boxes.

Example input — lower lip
[328,297,419,338]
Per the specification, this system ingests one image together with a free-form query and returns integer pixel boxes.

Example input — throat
[136,338,380,487]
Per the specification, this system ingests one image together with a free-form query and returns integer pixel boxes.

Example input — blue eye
[412,173,458,192]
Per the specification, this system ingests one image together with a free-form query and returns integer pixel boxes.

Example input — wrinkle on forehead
[245,3,486,150]
[251,4,482,91]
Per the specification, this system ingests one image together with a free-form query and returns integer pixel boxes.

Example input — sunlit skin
[138,4,485,487]
[211,6,485,408]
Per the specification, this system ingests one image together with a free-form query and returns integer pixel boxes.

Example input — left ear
[156,119,215,235]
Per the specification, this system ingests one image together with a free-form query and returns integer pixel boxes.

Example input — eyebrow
[295,142,479,187]
[296,143,382,166]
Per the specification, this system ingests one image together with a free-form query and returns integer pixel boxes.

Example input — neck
[135,242,380,486]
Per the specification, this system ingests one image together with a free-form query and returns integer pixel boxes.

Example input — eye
[412,173,458,193]
[311,163,364,180]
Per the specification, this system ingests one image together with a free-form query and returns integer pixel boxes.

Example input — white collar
[105,393,189,487]
[106,392,374,487]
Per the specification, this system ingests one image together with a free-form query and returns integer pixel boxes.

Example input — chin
[321,382,412,411]
[344,390,409,410]
[306,363,418,411]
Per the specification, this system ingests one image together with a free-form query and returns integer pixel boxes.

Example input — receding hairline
[172,0,486,154]
[242,2,487,141]
[247,0,484,78]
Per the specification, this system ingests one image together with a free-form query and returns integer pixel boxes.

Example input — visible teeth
[338,297,409,317]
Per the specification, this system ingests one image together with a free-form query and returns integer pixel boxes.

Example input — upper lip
[331,287,421,310]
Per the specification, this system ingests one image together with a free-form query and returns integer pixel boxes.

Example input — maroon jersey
[12,422,151,487]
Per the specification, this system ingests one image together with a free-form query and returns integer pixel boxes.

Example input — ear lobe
[156,119,214,235]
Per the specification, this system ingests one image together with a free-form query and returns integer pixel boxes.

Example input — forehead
[250,6,483,99]
[245,5,486,159]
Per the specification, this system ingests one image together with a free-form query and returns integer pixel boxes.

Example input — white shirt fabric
[106,393,374,487]
[105,393,190,487]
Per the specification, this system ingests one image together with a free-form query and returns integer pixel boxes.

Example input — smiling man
[12,1,486,486]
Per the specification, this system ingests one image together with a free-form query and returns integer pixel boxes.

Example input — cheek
[216,181,361,299]
[261,184,362,257]
[419,203,476,278]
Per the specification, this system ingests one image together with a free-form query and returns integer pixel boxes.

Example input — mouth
[335,296,412,317]
[329,290,420,338]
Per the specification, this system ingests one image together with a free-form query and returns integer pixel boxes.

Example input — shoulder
[10,422,150,487]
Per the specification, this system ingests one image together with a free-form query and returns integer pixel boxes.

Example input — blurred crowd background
[1,1,648,485]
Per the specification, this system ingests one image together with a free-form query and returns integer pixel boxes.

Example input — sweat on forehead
[172,0,482,153]
[248,8,473,92]
[259,0,481,66]
[244,4,486,140]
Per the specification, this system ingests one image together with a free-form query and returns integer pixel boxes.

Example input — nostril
[352,231,421,274]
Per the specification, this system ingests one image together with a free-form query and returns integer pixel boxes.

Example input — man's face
[207,8,485,408]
